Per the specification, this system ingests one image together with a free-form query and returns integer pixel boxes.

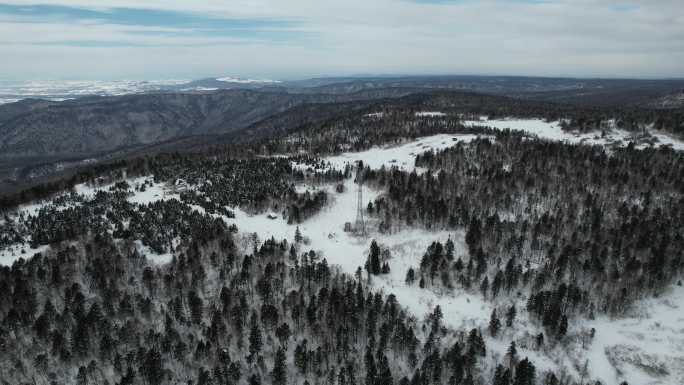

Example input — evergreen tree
[513,358,535,385]
[406,268,416,285]
[507,341,517,367]
[295,226,303,243]
[275,323,291,348]
[141,348,164,385]
[493,364,511,385]
[365,345,377,385]
[188,290,204,325]
[377,354,394,385]
[505,305,516,327]
[480,276,489,298]
[367,240,382,275]
[248,321,262,363]
[489,309,501,337]
[271,347,287,385]
[557,316,568,339]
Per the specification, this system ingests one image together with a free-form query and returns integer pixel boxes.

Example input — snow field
[322,133,483,172]
[581,284,684,385]
[0,243,49,266]
[415,111,447,117]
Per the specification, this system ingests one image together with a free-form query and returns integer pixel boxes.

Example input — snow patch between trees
[464,117,684,151]
[323,134,482,172]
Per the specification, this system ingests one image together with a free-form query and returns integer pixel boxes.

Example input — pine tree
[228,362,241,383]
[536,333,544,348]
[71,319,89,357]
[247,321,262,363]
[294,340,308,374]
[367,240,382,275]
[557,315,568,339]
[465,217,482,254]
[480,276,489,298]
[248,374,261,385]
[275,322,291,348]
[289,244,297,261]
[120,367,136,385]
[445,237,455,261]
[76,366,88,385]
[295,226,303,243]
[506,305,517,327]
[489,309,501,337]
[188,290,204,325]
[493,364,511,385]
[377,354,394,385]
[406,268,416,285]
[365,345,377,385]
[507,341,517,368]
[467,328,486,359]
[271,347,287,385]
[141,348,164,385]
[513,358,535,385]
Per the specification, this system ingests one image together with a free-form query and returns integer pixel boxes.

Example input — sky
[0,0,683,81]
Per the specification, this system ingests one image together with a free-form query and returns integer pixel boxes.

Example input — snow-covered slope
[0,176,179,266]
[584,285,684,385]
[323,134,483,171]
[236,135,684,384]
[302,138,684,385]
[2,133,682,384]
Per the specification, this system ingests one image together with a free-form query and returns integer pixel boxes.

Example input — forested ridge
[361,136,683,317]
[0,97,682,385]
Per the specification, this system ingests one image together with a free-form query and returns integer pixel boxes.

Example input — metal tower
[354,163,366,236]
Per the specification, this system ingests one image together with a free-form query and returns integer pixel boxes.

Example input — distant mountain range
[1,75,683,190]
[4,75,684,106]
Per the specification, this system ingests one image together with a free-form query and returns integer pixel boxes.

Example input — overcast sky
[0,0,683,80]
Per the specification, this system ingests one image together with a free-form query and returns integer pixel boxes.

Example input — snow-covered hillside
[240,135,684,384]
[585,285,684,385]
[1,133,682,385]
[301,137,683,385]
[0,177,179,266]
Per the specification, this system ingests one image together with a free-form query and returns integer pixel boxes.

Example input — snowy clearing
[321,134,484,172]
[73,176,179,205]
[464,117,684,151]
[415,111,446,117]
[583,285,684,385]
[134,240,174,265]
[0,243,49,266]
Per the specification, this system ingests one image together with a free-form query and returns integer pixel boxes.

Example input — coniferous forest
[0,97,682,385]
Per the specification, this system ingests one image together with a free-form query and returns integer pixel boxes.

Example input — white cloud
[0,0,683,79]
